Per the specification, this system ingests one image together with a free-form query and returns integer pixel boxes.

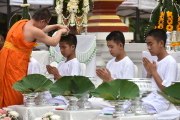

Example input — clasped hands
[143,57,157,77]
[96,68,113,82]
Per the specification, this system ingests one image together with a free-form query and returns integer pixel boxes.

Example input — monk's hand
[96,68,112,82]
[59,28,69,35]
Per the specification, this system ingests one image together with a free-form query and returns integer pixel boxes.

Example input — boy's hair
[146,29,167,47]
[32,8,51,22]
[106,31,125,47]
[60,33,77,48]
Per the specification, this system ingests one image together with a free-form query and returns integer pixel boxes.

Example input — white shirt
[142,55,178,113]
[106,56,135,79]
[58,58,81,76]
[151,55,178,91]
[28,57,41,74]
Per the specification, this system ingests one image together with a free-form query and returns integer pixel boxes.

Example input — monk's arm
[31,27,67,46]
[43,24,68,33]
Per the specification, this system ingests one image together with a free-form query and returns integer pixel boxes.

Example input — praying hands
[96,68,113,82]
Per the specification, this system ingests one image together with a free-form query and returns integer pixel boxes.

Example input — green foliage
[91,80,139,100]
[13,74,53,94]
[159,83,180,105]
[49,76,95,98]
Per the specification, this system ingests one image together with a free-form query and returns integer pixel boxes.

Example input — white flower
[67,0,78,13]
[50,115,61,120]
[9,111,19,118]
[43,112,54,117]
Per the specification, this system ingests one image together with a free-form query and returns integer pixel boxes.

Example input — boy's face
[59,42,75,57]
[107,40,123,57]
[146,36,164,56]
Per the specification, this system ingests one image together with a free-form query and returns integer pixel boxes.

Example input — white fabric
[53,109,101,120]
[150,55,178,91]
[57,58,81,76]
[27,57,41,74]
[96,114,155,120]
[31,51,50,74]
[8,105,64,120]
[106,56,135,79]
[153,104,180,120]
[142,55,178,113]
[88,97,112,109]
[80,63,86,76]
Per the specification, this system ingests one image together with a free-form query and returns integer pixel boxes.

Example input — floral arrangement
[149,0,180,32]
[0,108,19,120]
[35,112,61,120]
[55,0,92,30]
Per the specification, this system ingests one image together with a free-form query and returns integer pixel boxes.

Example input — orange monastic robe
[0,20,35,107]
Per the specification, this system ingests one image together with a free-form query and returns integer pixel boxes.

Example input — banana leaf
[13,74,53,94]
[163,83,180,99]
[49,76,95,98]
[159,92,180,106]
[91,80,139,100]
[158,83,180,105]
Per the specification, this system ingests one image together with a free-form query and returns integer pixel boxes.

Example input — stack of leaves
[49,76,95,98]
[91,80,139,100]
[159,83,180,105]
[13,74,53,94]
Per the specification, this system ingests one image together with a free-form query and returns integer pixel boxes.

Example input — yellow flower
[166,11,173,17]
[158,24,164,29]
[167,19,173,25]
[160,11,165,16]
[166,25,173,31]
[176,24,180,31]
[158,19,164,24]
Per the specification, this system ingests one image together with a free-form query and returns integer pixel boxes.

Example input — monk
[0,8,69,107]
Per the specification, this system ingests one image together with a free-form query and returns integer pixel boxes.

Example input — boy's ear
[119,43,123,48]
[71,45,75,49]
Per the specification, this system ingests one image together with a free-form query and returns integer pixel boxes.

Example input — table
[8,105,58,120]
[96,115,155,120]
[53,109,101,120]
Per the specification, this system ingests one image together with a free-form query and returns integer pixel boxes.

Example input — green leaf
[159,92,180,105]
[49,76,95,98]
[91,80,139,100]
[13,74,53,94]
[163,83,180,99]
[150,2,162,25]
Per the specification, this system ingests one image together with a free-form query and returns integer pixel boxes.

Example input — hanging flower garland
[55,0,92,27]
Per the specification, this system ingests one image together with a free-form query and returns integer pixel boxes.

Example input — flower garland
[55,0,91,27]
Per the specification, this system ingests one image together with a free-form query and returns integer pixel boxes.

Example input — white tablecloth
[8,105,58,120]
[97,115,155,120]
[53,109,101,120]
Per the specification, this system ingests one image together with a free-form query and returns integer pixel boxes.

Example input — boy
[46,33,81,105]
[46,33,81,80]
[96,31,135,82]
[142,29,178,113]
